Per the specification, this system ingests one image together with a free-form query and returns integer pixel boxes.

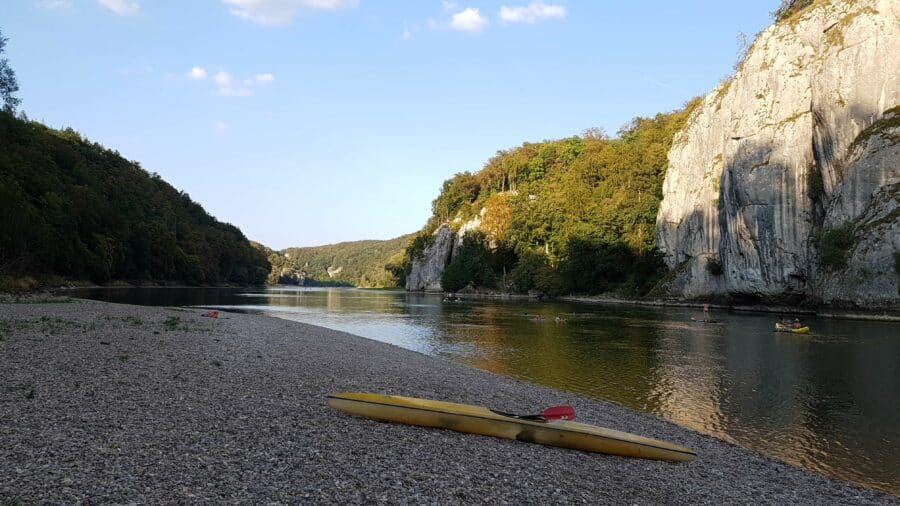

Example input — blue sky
[4,0,778,249]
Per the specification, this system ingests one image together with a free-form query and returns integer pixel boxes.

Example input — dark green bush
[441,231,495,292]
[816,223,856,272]
[706,257,724,276]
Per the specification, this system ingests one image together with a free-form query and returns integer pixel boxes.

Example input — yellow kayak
[775,323,810,334]
[326,392,696,462]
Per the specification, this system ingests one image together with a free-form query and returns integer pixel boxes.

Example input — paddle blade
[541,405,575,421]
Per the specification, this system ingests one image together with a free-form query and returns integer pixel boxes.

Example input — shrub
[440,232,495,292]
[706,257,724,276]
[771,0,814,21]
[815,223,855,272]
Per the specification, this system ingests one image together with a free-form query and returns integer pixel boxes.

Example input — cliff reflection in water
[67,286,900,495]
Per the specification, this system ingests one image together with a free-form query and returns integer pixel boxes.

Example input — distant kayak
[327,392,696,462]
[690,317,719,324]
[775,323,810,334]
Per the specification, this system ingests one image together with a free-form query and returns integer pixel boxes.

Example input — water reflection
[67,286,900,495]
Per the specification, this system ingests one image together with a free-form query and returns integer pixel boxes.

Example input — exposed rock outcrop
[656,0,899,306]
[818,115,900,305]
[406,224,455,291]
[406,211,488,291]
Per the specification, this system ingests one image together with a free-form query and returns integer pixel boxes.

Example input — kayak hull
[775,323,810,334]
[327,392,696,462]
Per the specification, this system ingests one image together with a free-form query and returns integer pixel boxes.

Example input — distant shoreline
[417,289,900,322]
[6,279,898,322]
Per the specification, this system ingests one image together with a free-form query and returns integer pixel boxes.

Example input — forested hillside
[403,99,700,295]
[266,234,414,288]
[0,111,270,286]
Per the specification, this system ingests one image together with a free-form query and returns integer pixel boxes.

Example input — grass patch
[0,292,74,304]
[163,316,187,331]
[0,317,89,340]
[849,106,900,152]
[123,316,143,326]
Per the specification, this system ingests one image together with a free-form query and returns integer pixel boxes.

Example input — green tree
[0,28,21,111]
[0,110,270,285]
[403,97,701,296]
[441,231,496,292]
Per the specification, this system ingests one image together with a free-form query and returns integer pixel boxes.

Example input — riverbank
[559,295,900,322]
[425,289,900,322]
[1,299,895,503]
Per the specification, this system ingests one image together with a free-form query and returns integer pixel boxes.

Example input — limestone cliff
[656,0,899,306]
[406,224,455,291]
[406,212,485,292]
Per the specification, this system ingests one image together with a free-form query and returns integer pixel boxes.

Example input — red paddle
[490,405,575,421]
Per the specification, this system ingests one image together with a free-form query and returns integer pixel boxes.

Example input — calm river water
[69,286,900,495]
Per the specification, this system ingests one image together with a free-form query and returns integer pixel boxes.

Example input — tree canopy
[405,98,701,296]
[266,234,415,288]
[0,28,21,111]
[0,111,269,285]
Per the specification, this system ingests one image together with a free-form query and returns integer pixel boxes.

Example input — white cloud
[222,0,358,26]
[188,67,273,97]
[450,7,487,32]
[402,29,412,40]
[97,0,140,16]
[213,71,234,86]
[215,121,228,134]
[38,0,73,10]
[220,86,253,97]
[499,1,565,24]
[188,67,208,80]
[441,1,457,12]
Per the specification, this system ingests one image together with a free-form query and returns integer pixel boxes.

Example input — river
[68,286,900,495]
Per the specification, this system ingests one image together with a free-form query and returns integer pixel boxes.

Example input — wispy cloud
[188,67,208,80]
[645,77,674,90]
[97,0,140,16]
[441,1,457,12]
[499,1,565,24]
[38,0,73,10]
[214,121,228,134]
[222,0,358,26]
[187,67,275,97]
[449,7,487,32]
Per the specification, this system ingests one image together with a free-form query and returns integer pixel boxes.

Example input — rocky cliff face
[406,212,486,292]
[406,224,455,291]
[656,0,899,306]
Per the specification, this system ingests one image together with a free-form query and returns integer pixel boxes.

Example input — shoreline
[413,289,900,322]
[6,280,897,322]
[1,298,896,503]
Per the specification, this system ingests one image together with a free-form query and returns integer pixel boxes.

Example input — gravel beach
[1,299,896,504]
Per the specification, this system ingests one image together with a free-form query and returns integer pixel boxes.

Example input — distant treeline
[401,99,701,296]
[0,111,269,285]
[265,234,415,288]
